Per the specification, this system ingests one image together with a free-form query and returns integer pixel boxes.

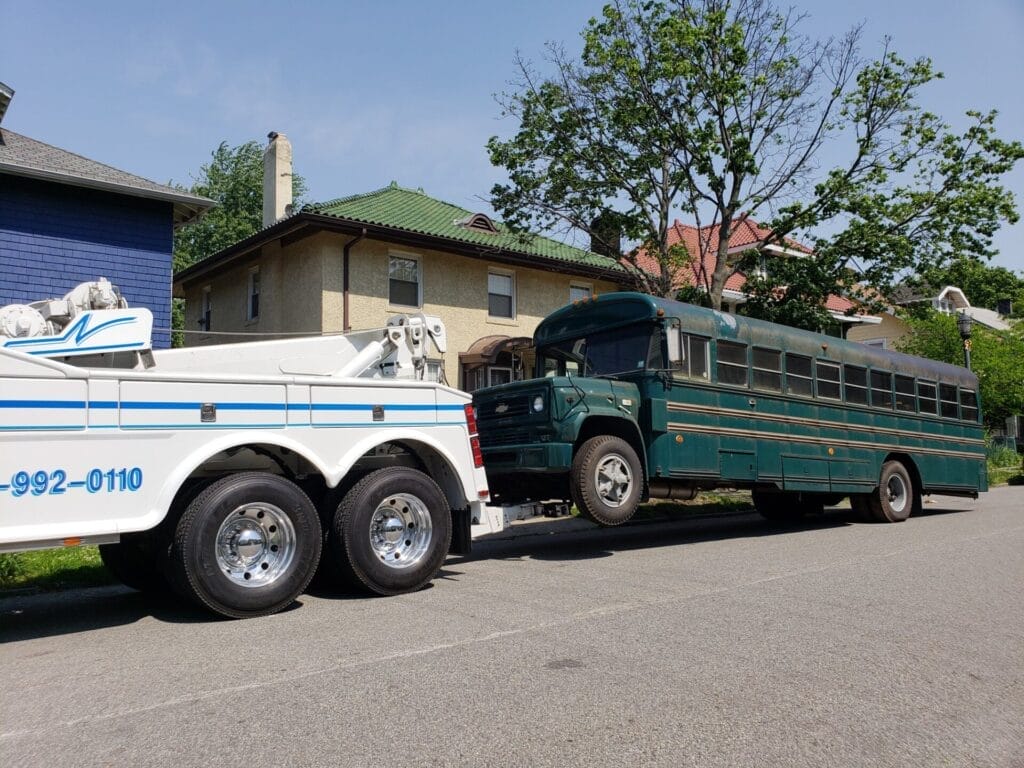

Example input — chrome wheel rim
[595,453,633,508]
[886,474,908,514]
[216,503,296,588]
[370,493,433,571]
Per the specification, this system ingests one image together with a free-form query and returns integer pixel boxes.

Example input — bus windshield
[537,323,660,378]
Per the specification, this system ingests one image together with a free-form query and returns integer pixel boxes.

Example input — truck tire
[571,435,642,526]
[165,472,322,619]
[862,460,916,523]
[330,467,451,596]
[99,532,166,592]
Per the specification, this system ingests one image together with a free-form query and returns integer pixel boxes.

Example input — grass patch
[986,442,1023,486]
[0,546,112,593]
[990,465,1024,486]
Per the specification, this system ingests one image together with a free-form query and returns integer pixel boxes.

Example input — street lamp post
[957,310,973,370]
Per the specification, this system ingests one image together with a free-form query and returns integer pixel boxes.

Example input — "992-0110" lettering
[1,468,144,497]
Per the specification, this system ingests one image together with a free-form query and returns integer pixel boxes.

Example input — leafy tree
[488,0,1023,329]
[171,140,306,344]
[173,140,307,272]
[896,312,1024,428]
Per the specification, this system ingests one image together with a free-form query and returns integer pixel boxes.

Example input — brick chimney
[263,131,293,227]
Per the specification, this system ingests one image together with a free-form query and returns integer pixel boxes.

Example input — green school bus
[472,292,986,525]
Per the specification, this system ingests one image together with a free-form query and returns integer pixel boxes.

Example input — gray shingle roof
[0,128,214,227]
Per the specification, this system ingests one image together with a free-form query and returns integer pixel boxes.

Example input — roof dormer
[455,213,500,234]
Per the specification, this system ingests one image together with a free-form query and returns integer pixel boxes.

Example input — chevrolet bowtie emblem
[495,403,509,414]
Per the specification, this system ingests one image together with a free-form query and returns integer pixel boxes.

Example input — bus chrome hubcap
[595,453,633,507]
[216,503,296,588]
[370,493,432,570]
[886,475,908,513]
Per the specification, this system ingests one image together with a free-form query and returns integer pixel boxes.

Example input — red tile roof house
[633,215,880,336]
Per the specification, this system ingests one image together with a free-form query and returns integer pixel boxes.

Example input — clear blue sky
[3,0,1022,272]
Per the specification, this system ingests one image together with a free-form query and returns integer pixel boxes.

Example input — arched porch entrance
[459,335,534,392]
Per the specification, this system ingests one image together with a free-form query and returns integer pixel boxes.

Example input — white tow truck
[0,279,495,618]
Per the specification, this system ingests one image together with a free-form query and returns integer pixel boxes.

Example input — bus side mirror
[667,325,683,369]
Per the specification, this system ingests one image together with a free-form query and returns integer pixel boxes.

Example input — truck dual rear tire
[571,436,642,526]
[330,467,451,596]
[164,472,322,619]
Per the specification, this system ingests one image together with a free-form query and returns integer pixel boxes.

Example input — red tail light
[470,435,484,468]
[464,403,478,435]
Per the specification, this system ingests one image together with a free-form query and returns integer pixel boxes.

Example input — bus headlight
[532,395,545,413]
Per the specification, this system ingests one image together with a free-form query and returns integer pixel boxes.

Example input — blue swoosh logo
[5,314,137,348]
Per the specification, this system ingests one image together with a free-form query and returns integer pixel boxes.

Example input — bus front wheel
[861,460,917,523]
[571,436,642,526]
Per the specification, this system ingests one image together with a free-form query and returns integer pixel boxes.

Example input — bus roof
[534,292,978,389]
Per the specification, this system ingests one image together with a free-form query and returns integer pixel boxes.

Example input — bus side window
[917,381,938,415]
[687,335,709,379]
[940,384,959,419]
[716,340,748,387]
[844,365,868,405]
[895,375,916,412]
[752,347,781,392]
[871,370,893,409]
[785,353,813,396]
[960,389,979,422]
[817,361,841,400]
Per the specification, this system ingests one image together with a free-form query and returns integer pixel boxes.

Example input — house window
[488,367,513,386]
[389,253,421,307]
[200,286,212,331]
[569,282,593,303]
[247,268,260,321]
[488,270,515,319]
[860,338,887,349]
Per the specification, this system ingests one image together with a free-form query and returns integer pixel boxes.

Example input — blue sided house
[0,87,212,348]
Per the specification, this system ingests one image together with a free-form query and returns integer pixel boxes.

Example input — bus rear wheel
[571,435,642,526]
[862,460,917,523]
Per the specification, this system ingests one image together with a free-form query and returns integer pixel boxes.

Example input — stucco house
[0,83,213,347]
[173,134,623,389]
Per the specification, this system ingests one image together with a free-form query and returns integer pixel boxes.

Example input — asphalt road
[2,486,1022,768]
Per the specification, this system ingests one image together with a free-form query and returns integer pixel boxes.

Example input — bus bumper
[480,442,574,503]
[481,442,573,472]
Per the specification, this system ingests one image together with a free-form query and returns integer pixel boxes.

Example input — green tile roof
[303,182,622,273]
